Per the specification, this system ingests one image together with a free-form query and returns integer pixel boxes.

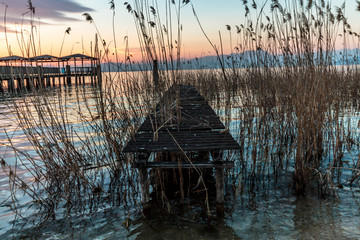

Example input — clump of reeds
[193,0,360,195]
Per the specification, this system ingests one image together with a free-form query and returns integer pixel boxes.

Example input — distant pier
[0,54,101,93]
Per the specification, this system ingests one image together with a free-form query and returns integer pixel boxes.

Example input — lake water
[0,73,360,239]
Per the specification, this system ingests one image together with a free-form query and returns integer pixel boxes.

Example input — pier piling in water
[46,77,51,87]
[66,65,72,86]
[25,78,31,91]
[8,78,15,92]
[16,78,23,91]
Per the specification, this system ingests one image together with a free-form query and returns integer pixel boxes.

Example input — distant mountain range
[102,48,360,72]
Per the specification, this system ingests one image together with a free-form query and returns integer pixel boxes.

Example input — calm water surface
[0,75,360,239]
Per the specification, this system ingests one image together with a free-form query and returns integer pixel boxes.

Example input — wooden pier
[0,54,101,92]
[123,84,241,211]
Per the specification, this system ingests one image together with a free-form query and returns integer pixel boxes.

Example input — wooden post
[14,74,19,91]
[139,168,150,206]
[15,78,21,91]
[90,42,94,86]
[63,73,67,87]
[82,74,85,85]
[57,60,61,89]
[8,78,15,92]
[81,58,85,85]
[52,76,56,87]
[138,152,150,209]
[20,77,25,91]
[38,66,45,88]
[0,80,3,93]
[216,168,225,206]
[25,78,31,91]
[34,77,38,89]
[96,64,102,86]
[213,150,225,212]
[90,62,94,86]
[177,154,185,202]
[66,65,71,86]
[91,67,95,86]
[153,59,159,89]
[74,60,78,86]
[46,77,51,87]
[62,62,66,87]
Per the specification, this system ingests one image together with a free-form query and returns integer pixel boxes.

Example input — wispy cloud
[0,0,94,25]
[0,25,16,34]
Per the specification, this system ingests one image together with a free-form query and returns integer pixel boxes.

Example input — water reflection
[293,196,342,239]
[131,218,241,240]
[0,73,360,239]
[3,188,359,239]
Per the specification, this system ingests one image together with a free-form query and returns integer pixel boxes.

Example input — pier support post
[46,77,51,87]
[137,152,150,210]
[20,78,25,91]
[37,66,45,88]
[139,168,150,206]
[96,64,102,86]
[16,78,23,91]
[74,60,78,86]
[216,168,225,206]
[213,150,225,212]
[153,59,159,89]
[41,77,45,88]
[81,59,85,85]
[0,80,3,93]
[175,153,185,202]
[66,65,71,86]
[8,79,15,92]
[91,67,95,86]
[25,78,31,91]
[34,77,39,89]
[52,76,56,87]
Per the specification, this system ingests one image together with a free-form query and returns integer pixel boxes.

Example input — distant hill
[101,48,360,72]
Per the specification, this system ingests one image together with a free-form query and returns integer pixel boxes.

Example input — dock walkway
[123,84,241,209]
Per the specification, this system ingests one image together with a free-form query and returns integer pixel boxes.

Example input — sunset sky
[0,0,359,62]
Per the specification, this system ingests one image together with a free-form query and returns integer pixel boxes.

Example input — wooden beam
[134,161,233,169]
[123,130,240,153]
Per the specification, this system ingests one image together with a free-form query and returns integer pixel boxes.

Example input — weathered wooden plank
[134,161,234,169]
[123,84,241,153]
[123,130,240,152]
[137,85,225,132]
